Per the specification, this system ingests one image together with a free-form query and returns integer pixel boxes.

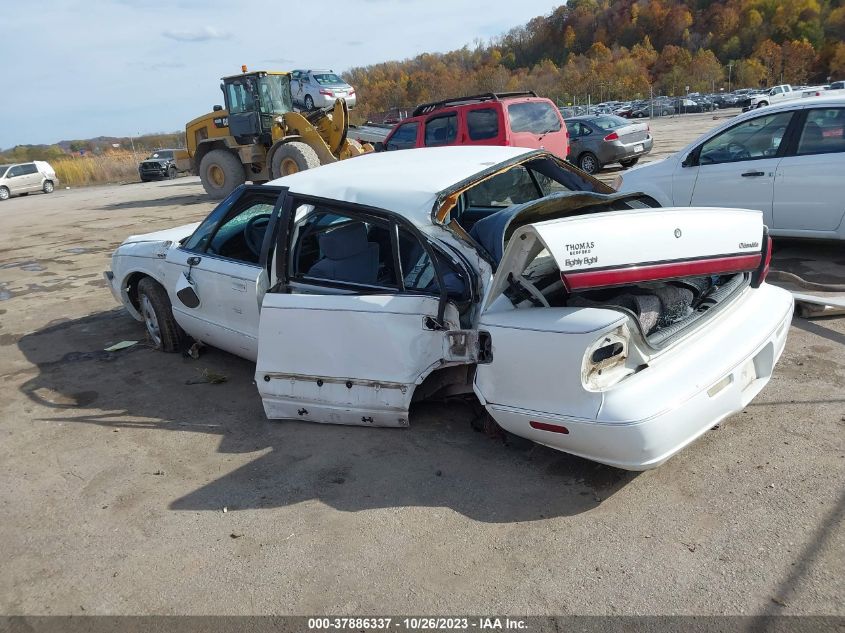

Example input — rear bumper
[484,284,793,470]
[600,136,653,163]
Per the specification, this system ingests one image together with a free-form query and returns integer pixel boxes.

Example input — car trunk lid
[612,122,649,144]
[481,205,769,347]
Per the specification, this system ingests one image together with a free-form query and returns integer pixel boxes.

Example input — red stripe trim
[529,421,570,434]
[562,254,762,291]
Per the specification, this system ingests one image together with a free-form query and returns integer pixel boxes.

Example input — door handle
[741,171,765,177]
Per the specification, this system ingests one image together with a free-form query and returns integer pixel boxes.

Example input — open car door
[254,196,475,427]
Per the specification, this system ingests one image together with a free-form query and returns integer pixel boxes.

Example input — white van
[0,161,58,201]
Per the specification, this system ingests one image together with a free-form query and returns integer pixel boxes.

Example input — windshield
[258,74,293,115]
[0,165,9,177]
[591,115,628,131]
[313,73,344,85]
[148,151,173,159]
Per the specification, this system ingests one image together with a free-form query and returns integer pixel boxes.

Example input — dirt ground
[0,114,843,616]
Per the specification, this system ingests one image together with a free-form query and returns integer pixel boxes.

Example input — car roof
[739,95,845,117]
[268,146,537,225]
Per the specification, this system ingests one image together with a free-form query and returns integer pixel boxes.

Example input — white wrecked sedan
[105,146,793,470]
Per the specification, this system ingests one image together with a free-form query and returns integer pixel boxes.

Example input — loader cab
[221,71,293,145]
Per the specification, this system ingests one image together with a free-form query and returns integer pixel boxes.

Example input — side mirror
[213,105,223,112]
[176,272,200,309]
[681,152,695,168]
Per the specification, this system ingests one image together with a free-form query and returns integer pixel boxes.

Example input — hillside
[345,0,845,120]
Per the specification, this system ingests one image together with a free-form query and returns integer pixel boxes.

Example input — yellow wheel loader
[177,69,371,199]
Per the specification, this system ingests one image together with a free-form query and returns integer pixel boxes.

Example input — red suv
[383,92,570,159]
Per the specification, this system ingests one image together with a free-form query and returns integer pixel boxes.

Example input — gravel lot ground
[0,112,843,616]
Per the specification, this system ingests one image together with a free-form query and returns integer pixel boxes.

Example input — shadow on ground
[97,192,210,212]
[16,311,636,522]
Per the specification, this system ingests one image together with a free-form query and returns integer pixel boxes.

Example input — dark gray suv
[138,150,181,182]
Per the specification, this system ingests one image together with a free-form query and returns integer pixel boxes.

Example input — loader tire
[271,142,321,178]
[199,149,246,199]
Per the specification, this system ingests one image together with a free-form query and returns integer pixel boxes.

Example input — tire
[199,149,246,199]
[634,112,644,118]
[620,157,640,168]
[137,277,181,353]
[0,187,8,201]
[304,94,314,110]
[271,141,321,178]
[42,180,54,194]
[578,152,600,175]
[756,101,768,108]
[140,177,151,183]
[168,166,177,179]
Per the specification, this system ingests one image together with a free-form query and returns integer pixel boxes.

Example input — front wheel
[578,152,600,175]
[756,101,768,108]
[199,149,246,199]
[137,278,182,352]
[168,166,177,179]
[42,180,54,193]
[271,142,321,178]
[0,186,8,201]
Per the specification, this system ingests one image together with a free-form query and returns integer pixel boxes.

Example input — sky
[0,0,561,149]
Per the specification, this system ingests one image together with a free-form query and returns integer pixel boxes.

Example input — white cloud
[162,26,231,42]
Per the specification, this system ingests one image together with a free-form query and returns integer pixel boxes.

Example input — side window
[291,208,397,288]
[797,108,845,155]
[207,200,275,263]
[398,228,437,292]
[183,189,277,265]
[226,80,255,114]
[386,122,419,150]
[424,114,458,147]
[21,164,38,175]
[699,112,793,164]
[7,166,22,178]
[465,166,541,208]
[398,228,468,300]
[466,108,499,140]
[507,102,561,134]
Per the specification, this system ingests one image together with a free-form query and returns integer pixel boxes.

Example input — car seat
[308,222,379,284]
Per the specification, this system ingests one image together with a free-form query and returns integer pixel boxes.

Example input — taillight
[561,254,763,291]
[349,88,355,94]
[751,232,773,288]
[529,421,570,434]
[319,89,333,96]
[604,131,619,141]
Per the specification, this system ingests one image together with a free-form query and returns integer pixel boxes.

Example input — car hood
[122,222,200,247]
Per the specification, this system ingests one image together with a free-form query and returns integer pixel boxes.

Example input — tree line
[345,0,845,120]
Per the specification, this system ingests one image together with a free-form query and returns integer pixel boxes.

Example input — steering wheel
[243,213,272,258]
[726,142,750,160]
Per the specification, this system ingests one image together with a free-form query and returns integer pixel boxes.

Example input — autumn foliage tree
[344,0,845,123]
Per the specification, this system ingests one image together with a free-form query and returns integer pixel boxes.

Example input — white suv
[0,161,58,201]
[616,96,845,240]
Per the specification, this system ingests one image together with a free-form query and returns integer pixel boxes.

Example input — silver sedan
[565,115,653,174]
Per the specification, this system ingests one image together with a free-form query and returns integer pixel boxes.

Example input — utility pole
[727,62,733,92]
[650,84,654,119]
